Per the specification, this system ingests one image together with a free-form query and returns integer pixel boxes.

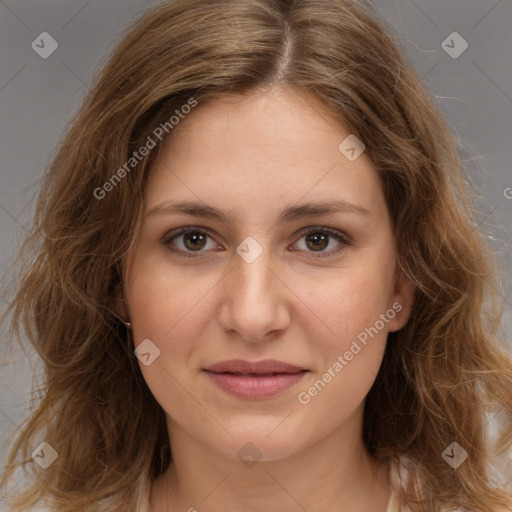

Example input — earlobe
[388,266,416,333]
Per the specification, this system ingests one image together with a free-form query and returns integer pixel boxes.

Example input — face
[121,86,414,462]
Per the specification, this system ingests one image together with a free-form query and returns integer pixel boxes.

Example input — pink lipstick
[203,359,308,399]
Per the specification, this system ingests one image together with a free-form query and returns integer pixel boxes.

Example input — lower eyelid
[163,228,351,257]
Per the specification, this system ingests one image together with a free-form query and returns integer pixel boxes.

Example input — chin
[206,424,309,463]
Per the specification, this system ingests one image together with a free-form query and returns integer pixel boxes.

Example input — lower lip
[203,370,307,399]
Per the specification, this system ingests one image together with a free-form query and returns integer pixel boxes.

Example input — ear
[387,263,416,333]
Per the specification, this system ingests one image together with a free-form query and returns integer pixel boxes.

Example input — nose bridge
[219,237,288,342]
[235,244,275,297]
[231,233,274,287]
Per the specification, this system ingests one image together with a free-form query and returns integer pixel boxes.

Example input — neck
[150,408,391,512]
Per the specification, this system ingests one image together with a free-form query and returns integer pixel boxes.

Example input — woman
[1,0,511,510]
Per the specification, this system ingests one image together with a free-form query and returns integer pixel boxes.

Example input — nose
[217,245,291,343]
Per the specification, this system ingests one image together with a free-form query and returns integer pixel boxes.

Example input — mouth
[202,359,309,399]
[204,359,307,374]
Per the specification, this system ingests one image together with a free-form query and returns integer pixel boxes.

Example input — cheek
[295,272,391,422]
[290,255,394,407]
[126,249,215,340]
[124,257,207,420]
[294,262,394,348]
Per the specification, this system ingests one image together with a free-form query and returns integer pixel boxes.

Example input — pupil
[307,233,328,251]
[184,232,205,250]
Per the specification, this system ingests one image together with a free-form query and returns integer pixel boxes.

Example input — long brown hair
[1,0,511,510]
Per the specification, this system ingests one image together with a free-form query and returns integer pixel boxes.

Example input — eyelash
[161,226,351,259]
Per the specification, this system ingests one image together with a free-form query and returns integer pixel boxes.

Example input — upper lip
[204,359,306,374]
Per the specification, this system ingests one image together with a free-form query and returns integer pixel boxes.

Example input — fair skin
[119,86,415,512]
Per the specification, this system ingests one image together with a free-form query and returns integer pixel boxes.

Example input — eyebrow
[146,199,371,224]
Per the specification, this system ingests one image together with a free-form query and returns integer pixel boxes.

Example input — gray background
[1,0,511,507]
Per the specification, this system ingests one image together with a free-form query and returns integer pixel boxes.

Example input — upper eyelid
[162,225,351,248]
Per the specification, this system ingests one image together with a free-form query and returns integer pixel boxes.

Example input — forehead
[145,87,385,222]
[161,87,349,155]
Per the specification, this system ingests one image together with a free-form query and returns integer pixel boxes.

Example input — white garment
[385,458,465,512]
[386,457,408,512]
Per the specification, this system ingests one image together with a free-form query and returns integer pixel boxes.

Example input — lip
[203,359,309,399]
[204,359,306,374]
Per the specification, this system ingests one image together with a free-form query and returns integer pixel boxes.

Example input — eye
[162,226,351,259]
[162,227,218,258]
[291,227,351,258]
